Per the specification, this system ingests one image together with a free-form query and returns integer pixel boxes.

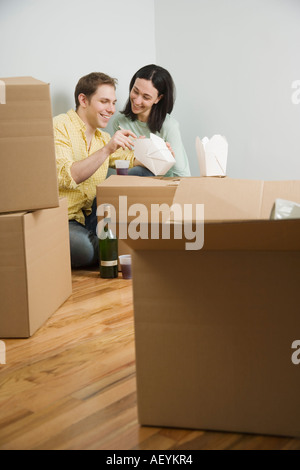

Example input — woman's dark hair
[122,64,175,133]
[74,72,117,110]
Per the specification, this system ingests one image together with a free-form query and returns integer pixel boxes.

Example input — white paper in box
[270,198,300,220]
[134,133,175,176]
[196,135,228,177]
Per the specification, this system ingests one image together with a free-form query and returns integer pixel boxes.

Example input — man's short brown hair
[74,72,118,110]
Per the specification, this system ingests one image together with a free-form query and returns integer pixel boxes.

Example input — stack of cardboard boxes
[0,77,72,338]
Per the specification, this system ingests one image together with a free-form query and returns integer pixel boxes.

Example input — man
[53,72,136,268]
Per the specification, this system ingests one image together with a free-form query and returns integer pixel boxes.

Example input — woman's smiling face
[130,78,162,122]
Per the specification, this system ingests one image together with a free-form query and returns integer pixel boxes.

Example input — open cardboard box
[0,199,72,338]
[97,176,300,437]
[97,175,181,261]
[0,76,59,213]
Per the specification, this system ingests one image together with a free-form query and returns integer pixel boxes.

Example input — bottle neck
[100,218,116,239]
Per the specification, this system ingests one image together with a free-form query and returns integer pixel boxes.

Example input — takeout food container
[134,133,175,176]
[196,134,228,177]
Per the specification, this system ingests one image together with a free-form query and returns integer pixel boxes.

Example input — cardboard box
[96,175,180,259]
[0,76,59,213]
[97,176,300,437]
[0,199,72,338]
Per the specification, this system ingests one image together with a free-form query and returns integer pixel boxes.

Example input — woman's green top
[111,112,191,177]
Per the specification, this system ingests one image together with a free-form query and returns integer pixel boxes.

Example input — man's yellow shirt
[53,109,134,225]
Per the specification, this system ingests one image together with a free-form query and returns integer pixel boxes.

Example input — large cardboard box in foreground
[97,176,300,437]
[0,76,59,213]
[0,199,72,338]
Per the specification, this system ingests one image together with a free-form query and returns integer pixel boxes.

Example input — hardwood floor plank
[0,397,80,450]
[1,269,300,450]
[34,392,137,450]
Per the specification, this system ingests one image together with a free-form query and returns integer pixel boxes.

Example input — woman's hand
[166,142,175,159]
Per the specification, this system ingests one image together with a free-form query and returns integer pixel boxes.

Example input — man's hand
[106,129,137,154]
[70,129,137,184]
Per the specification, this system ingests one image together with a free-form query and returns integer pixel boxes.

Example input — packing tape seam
[0,80,6,105]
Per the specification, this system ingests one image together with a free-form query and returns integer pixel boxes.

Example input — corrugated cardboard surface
[97,176,300,437]
[97,175,180,261]
[0,199,72,338]
[98,176,300,252]
[97,175,179,222]
[171,177,264,221]
[133,249,300,437]
[0,76,59,213]
[0,215,30,336]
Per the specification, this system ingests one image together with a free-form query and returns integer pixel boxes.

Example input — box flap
[171,177,264,222]
[0,76,47,85]
[0,211,28,218]
[97,176,300,252]
[98,175,180,188]
[97,176,179,224]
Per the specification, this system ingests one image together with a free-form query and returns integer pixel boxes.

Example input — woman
[111,64,191,177]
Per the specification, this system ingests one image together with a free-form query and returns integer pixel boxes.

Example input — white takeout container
[196,135,228,177]
[134,133,175,176]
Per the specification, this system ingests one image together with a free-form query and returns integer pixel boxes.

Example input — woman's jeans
[69,198,99,269]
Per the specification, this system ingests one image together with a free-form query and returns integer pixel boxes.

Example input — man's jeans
[68,166,153,268]
[128,166,154,177]
[69,198,99,269]
[108,166,154,177]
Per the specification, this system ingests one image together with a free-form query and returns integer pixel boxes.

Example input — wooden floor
[0,268,300,450]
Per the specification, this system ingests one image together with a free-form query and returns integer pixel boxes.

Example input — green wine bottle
[99,205,118,279]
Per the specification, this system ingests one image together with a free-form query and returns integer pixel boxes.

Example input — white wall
[0,0,156,118]
[154,0,300,180]
[2,0,300,181]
